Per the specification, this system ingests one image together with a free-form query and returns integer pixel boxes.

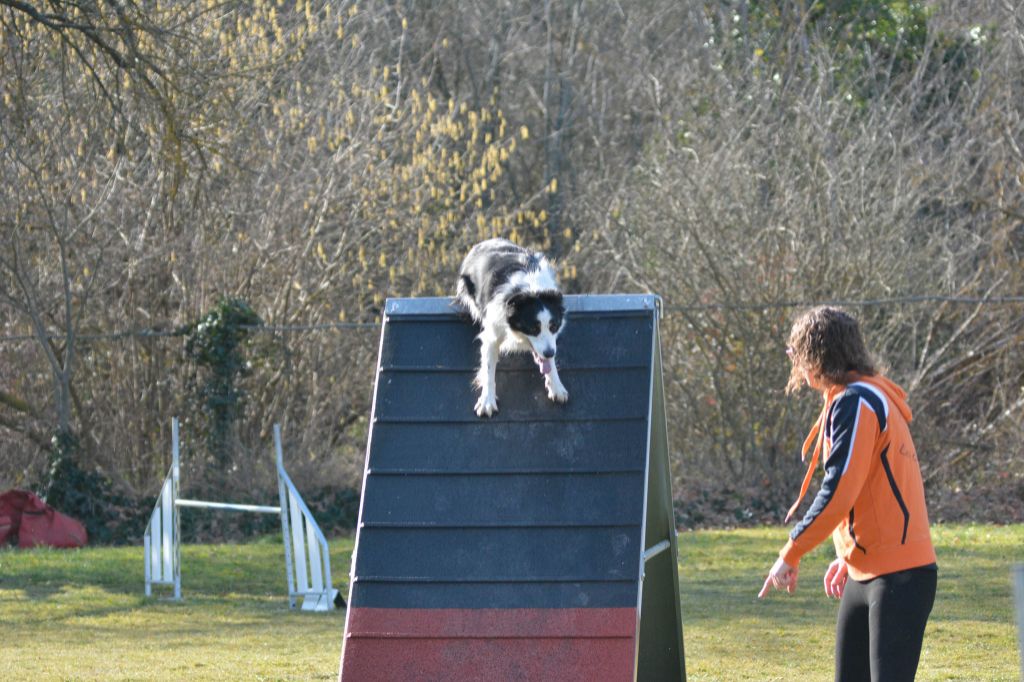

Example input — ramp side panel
[342,607,636,682]
[353,526,640,587]
[360,472,645,527]
[346,606,636,637]
[341,634,635,682]
[380,314,654,371]
[368,420,648,472]
[349,581,640,610]
[374,370,650,423]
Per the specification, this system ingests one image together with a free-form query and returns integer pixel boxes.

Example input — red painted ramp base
[341,608,637,681]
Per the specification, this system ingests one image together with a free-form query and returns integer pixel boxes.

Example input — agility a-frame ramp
[144,419,339,611]
[340,294,686,681]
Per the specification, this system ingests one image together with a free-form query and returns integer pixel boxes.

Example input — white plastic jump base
[144,418,338,611]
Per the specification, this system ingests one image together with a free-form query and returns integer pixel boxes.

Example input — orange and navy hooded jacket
[779,375,936,581]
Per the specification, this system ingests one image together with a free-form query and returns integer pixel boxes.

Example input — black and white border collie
[455,238,568,417]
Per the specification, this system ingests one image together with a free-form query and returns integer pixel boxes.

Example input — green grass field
[681,525,1022,681]
[1,525,1020,681]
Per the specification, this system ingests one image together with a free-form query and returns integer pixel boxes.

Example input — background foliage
[1,0,1022,539]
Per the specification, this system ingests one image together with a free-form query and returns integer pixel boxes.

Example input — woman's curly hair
[786,306,876,393]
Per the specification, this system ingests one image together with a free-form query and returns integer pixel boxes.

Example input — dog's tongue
[533,353,553,375]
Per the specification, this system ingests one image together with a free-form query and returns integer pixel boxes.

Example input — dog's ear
[505,291,531,317]
[538,291,564,312]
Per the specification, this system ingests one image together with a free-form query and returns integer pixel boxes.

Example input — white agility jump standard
[144,418,339,611]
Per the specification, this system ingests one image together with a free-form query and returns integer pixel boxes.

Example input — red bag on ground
[0,513,14,544]
[0,489,88,548]
[0,490,25,544]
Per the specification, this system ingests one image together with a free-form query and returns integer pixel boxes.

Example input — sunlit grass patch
[1,537,353,681]
[679,524,1023,681]
[1,525,1020,680]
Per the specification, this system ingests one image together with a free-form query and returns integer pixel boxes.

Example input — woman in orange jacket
[758,307,937,682]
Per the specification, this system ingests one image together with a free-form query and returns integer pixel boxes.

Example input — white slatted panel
[289,490,309,593]
[161,477,173,579]
[305,514,323,592]
[148,509,161,581]
[144,535,152,590]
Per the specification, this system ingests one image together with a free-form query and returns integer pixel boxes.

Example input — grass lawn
[1,535,352,681]
[1,524,1020,680]
[680,524,1023,681]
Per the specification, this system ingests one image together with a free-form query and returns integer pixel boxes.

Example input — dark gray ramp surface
[340,294,685,682]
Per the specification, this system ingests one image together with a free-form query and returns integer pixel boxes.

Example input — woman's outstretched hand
[758,557,798,598]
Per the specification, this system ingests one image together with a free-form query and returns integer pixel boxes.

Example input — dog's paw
[546,384,569,404]
[475,393,499,417]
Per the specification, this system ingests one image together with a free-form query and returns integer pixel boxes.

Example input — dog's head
[506,290,565,374]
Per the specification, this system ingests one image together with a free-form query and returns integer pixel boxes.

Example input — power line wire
[0,294,1021,344]
[0,321,379,344]
[663,294,1024,313]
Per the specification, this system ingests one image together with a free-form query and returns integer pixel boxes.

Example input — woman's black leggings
[835,565,937,682]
